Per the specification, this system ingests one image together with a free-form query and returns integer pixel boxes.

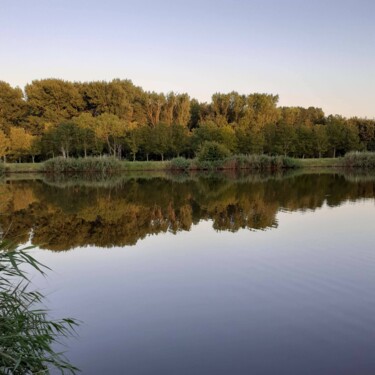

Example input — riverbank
[2,157,343,174]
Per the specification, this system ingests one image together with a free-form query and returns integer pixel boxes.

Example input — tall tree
[95,113,127,157]
[0,81,26,133]
[0,129,10,162]
[25,79,84,133]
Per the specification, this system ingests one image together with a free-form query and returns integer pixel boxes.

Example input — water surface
[1,172,375,374]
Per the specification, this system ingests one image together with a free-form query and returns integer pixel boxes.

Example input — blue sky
[1,0,374,118]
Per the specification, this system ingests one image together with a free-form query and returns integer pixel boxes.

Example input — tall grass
[43,156,122,174]
[0,241,79,374]
[343,151,375,169]
[170,155,300,171]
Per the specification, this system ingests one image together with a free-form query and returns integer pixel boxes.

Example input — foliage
[0,241,79,374]
[1,78,375,161]
[170,157,191,171]
[343,151,375,169]
[197,141,231,162]
[222,154,300,171]
[43,156,122,174]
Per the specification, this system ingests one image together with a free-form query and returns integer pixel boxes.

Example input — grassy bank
[2,154,374,174]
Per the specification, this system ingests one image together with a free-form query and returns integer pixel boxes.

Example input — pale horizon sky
[1,0,374,118]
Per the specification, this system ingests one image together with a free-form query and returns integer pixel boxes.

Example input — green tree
[170,123,190,157]
[73,113,97,157]
[25,79,84,134]
[95,113,127,157]
[313,125,329,158]
[152,123,171,161]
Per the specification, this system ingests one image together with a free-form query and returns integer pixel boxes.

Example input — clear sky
[1,0,374,118]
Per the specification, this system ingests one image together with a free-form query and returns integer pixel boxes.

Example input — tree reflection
[1,172,374,251]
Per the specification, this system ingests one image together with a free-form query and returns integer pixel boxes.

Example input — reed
[343,151,375,169]
[43,156,122,174]
[0,241,79,374]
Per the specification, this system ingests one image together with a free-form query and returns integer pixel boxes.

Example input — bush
[0,242,79,374]
[343,151,375,169]
[197,141,231,162]
[170,157,191,171]
[221,154,300,171]
[43,156,122,174]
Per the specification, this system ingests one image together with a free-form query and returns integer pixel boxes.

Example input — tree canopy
[0,78,374,162]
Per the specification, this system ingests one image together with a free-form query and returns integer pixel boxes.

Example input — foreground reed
[0,241,79,374]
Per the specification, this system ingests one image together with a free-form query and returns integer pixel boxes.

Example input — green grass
[4,162,44,173]
[0,156,366,174]
[295,158,343,168]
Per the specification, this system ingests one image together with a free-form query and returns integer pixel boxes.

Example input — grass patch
[296,158,342,168]
[4,162,44,173]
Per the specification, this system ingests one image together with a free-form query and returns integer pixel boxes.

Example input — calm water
[1,171,375,375]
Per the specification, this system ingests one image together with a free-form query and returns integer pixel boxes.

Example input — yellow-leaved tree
[9,127,34,162]
[0,130,10,162]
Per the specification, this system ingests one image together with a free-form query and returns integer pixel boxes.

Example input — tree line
[0,79,374,162]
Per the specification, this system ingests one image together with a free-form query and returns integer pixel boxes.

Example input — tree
[9,127,34,162]
[0,130,10,162]
[50,122,80,158]
[79,79,135,121]
[73,113,97,157]
[0,81,26,133]
[152,123,170,161]
[95,113,127,157]
[170,123,190,157]
[313,125,329,158]
[126,124,142,161]
[144,92,165,127]
[25,79,84,133]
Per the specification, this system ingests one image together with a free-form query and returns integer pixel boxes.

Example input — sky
[0,0,374,118]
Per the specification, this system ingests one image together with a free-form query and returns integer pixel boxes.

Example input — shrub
[343,151,375,169]
[197,141,231,162]
[43,156,122,174]
[170,157,191,171]
[221,154,300,171]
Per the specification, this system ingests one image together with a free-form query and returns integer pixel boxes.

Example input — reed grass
[43,156,122,174]
[343,151,375,169]
[0,241,79,374]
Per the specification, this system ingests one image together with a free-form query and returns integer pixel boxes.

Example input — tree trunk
[146,153,149,162]
[133,153,136,161]
[161,154,164,161]
[32,155,35,163]
[333,147,336,158]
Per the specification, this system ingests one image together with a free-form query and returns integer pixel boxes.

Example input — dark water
[1,172,375,374]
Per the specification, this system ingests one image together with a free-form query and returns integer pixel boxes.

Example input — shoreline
[2,158,344,174]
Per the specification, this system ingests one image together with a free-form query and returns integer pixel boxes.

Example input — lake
[1,171,375,375]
